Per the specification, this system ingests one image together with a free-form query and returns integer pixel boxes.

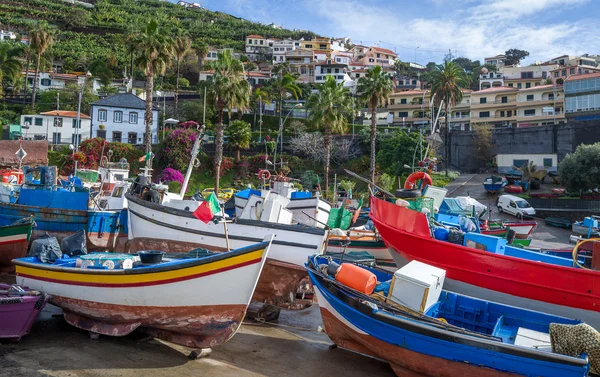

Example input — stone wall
[446,120,600,173]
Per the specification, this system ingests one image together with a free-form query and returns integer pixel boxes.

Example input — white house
[90,93,159,144]
[20,110,91,145]
[0,30,17,41]
[314,60,352,85]
[24,71,102,94]
[272,39,301,64]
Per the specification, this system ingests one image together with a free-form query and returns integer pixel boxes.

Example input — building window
[114,111,123,123]
[526,94,534,101]
[525,83,531,88]
[562,70,567,76]
[72,119,81,128]
[113,131,122,143]
[521,72,533,79]
[500,111,505,117]
[554,72,559,78]
[570,68,575,74]
[41,78,51,86]
[400,99,407,104]
[128,132,137,144]
[398,112,408,117]
[316,76,322,81]
[35,118,43,126]
[24,116,33,125]
[543,158,553,167]
[369,58,374,63]
[524,109,536,116]
[542,72,547,79]
[479,111,490,118]
[513,159,529,168]
[412,80,417,85]
[501,96,508,103]
[259,40,263,45]
[390,99,395,105]
[52,132,61,144]
[479,98,487,104]
[129,112,138,124]
[507,110,512,117]
[71,134,81,146]
[508,83,514,87]
[517,83,522,89]
[97,130,106,139]
[98,110,107,122]
[54,118,63,127]
[549,94,555,100]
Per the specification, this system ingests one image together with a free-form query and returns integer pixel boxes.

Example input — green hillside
[0,0,315,73]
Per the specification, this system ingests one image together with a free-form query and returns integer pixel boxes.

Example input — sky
[170,0,600,65]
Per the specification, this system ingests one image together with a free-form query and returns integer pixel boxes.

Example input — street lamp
[73,71,92,178]
[274,103,302,169]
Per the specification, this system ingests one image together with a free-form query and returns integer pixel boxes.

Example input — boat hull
[126,194,328,306]
[326,238,395,269]
[370,196,600,330]
[311,271,588,377]
[14,243,270,348]
[0,220,33,272]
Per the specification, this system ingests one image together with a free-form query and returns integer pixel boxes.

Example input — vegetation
[472,123,495,166]
[29,21,54,105]
[357,65,394,183]
[376,130,426,178]
[0,43,22,98]
[172,29,192,115]
[306,76,353,198]
[504,48,530,66]
[559,142,600,192]
[225,120,252,161]
[429,61,468,174]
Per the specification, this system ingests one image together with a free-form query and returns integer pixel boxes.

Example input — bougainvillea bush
[58,138,144,175]
[158,128,199,172]
[159,168,184,184]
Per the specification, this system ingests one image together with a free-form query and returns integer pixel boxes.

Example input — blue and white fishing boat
[307,255,592,377]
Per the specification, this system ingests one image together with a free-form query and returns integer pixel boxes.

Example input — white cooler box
[389,260,446,313]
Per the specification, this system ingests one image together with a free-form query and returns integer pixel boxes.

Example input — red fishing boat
[369,196,600,330]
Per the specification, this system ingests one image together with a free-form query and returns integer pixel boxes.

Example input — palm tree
[205,49,250,191]
[21,44,32,104]
[192,40,209,82]
[130,19,174,158]
[430,61,468,174]
[173,29,192,115]
[0,44,22,98]
[307,76,353,198]
[271,73,301,125]
[357,65,394,183]
[29,21,54,105]
[251,87,270,133]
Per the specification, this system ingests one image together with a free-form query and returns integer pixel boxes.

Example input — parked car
[497,194,536,219]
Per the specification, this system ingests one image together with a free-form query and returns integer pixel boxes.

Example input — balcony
[388,103,422,110]
[516,99,563,106]
[471,115,517,122]
[471,100,516,109]
[516,112,565,122]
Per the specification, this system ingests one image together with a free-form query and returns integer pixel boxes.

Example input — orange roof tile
[247,34,264,39]
[474,86,518,94]
[371,47,397,56]
[518,84,557,91]
[41,110,90,119]
[391,90,425,95]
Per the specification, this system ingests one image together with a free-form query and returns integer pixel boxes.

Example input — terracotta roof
[565,71,600,82]
[474,86,518,94]
[40,110,90,119]
[350,61,365,66]
[312,50,330,54]
[353,69,367,73]
[371,47,397,56]
[247,34,264,39]
[0,141,48,168]
[391,90,425,95]
[518,84,557,91]
[247,71,270,77]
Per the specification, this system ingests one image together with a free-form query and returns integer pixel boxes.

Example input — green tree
[430,61,468,174]
[306,76,353,198]
[377,130,426,178]
[225,120,251,161]
[205,49,250,191]
[130,19,174,157]
[89,58,113,86]
[269,73,301,127]
[30,21,54,105]
[192,40,209,82]
[559,142,600,193]
[504,48,530,66]
[173,29,192,115]
[357,65,394,183]
[251,87,271,136]
[0,44,22,98]
[472,123,495,166]
[392,60,412,77]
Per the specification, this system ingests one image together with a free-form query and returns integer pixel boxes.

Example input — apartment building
[359,47,397,68]
[314,60,352,85]
[448,91,472,131]
[285,48,315,83]
[272,39,301,64]
[470,87,517,127]
[245,34,273,60]
[564,72,600,121]
[515,85,565,127]
[484,54,506,68]
[479,64,558,90]
[388,90,431,127]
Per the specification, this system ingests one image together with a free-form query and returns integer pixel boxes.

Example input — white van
[497,195,536,219]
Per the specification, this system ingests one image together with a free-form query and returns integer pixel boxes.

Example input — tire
[498,206,503,213]
[517,212,523,220]
[143,189,160,203]
[394,189,422,198]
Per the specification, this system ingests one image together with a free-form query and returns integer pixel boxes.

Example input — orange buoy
[335,263,377,294]
[404,171,433,190]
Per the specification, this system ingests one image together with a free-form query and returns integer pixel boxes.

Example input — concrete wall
[446,119,600,172]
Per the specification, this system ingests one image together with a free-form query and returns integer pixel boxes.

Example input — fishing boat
[483,219,537,239]
[0,284,48,341]
[370,195,600,329]
[326,230,394,269]
[13,239,272,348]
[482,175,506,195]
[505,169,523,184]
[572,217,600,238]
[545,217,573,229]
[308,256,591,377]
[126,192,327,308]
[0,217,34,272]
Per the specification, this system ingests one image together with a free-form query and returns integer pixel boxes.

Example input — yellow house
[388,90,430,126]
[470,87,518,127]
[301,37,332,59]
[515,84,565,127]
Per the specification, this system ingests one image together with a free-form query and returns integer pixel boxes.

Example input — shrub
[158,128,199,172]
[159,168,184,184]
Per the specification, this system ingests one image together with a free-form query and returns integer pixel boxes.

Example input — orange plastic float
[335,263,377,294]
[404,172,433,190]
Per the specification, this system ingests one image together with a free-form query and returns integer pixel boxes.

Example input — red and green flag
[139,152,154,162]
[193,192,220,223]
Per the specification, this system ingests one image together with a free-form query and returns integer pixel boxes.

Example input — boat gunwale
[309,266,589,368]
[12,241,270,275]
[126,193,326,236]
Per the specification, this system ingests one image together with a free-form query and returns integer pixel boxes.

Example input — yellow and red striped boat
[13,239,272,348]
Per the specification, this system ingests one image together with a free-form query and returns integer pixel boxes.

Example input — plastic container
[434,227,449,241]
[137,250,165,264]
[335,263,377,294]
[0,284,48,341]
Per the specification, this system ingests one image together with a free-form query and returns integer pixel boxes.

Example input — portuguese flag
[193,192,220,223]
[139,152,154,162]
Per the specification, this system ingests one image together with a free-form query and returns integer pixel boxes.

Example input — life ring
[404,172,433,190]
[258,170,271,180]
[142,189,160,203]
